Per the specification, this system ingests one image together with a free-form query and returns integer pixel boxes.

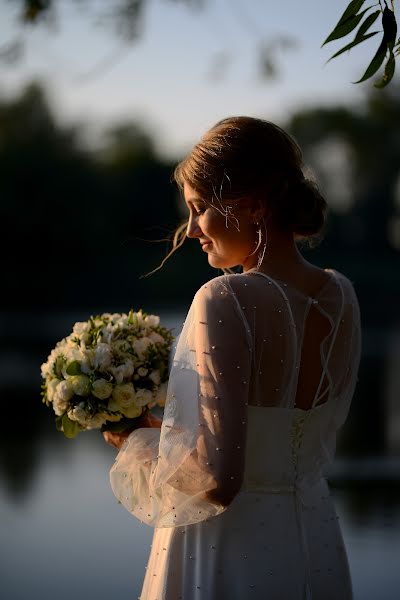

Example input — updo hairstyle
[174,116,327,238]
[142,116,327,277]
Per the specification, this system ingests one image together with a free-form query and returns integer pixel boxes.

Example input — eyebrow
[185,196,207,207]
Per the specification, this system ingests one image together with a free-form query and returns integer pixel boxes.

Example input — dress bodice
[242,404,336,493]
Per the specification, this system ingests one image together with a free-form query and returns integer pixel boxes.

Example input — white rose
[115,315,129,328]
[57,379,74,402]
[69,374,91,396]
[148,331,165,345]
[109,361,134,384]
[149,370,161,385]
[53,382,73,416]
[92,343,112,369]
[86,412,109,430]
[72,322,90,336]
[137,367,148,377]
[133,337,152,359]
[108,383,142,418]
[101,325,113,344]
[154,382,168,407]
[145,314,160,328]
[92,378,113,400]
[68,403,89,425]
[46,378,60,402]
[41,361,51,379]
[135,388,153,407]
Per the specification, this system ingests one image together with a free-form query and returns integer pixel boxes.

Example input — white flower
[145,314,160,328]
[108,383,141,418]
[41,361,51,379]
[154,382,168,407]
[69,374,91,396]
[109,361,134,384]
[73,322,90,336]
[53,381,74,416]
[133,337,152,360]
[101,325,114,344]
[68,403,89,425]
[148,331,165,345]
[137,367,148,377]
[135,310,145,327]
[149,370,161,385]
[57,379,74,402]
[46,378,60,402]
[85,412,109,430]
[135,388,153,407]
[92,378,113,400]
[92,343,112,370]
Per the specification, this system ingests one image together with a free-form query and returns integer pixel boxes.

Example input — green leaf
[61,413,82,438]
[336,0,366,27]
[66,360,81,375]
[327,31,379,62]
[374,51,396,87]
[323,8,372,45]
[382,5,397,44]
[353,38,387,83]
[356,10,381,38]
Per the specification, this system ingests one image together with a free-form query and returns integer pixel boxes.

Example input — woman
[104,116,361,599]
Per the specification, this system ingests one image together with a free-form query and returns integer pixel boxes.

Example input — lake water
[1,310,400,599]
[1,430,400,600]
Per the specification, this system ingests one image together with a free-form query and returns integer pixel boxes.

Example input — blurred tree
[0,81,211,311]
[287,84,400,263]
[287,83,400,328]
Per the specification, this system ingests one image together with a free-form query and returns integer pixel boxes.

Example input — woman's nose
[187,214,202,238]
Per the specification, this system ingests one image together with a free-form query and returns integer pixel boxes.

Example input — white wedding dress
[110,267,361,599]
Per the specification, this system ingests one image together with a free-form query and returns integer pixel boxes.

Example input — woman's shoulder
[193,273,249,306]
[327,268,359,294]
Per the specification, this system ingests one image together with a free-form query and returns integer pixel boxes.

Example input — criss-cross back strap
[311,273,344,409]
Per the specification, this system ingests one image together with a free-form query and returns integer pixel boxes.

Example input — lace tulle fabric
[110,268,361,528]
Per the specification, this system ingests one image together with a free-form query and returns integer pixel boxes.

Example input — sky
[0,0,393,159]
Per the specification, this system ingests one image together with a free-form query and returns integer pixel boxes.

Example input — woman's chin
[207,255,236,270]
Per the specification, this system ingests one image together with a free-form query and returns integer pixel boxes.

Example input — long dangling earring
[248,221,262,257]
[256,218,267,270]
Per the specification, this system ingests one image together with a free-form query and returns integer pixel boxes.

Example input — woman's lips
[202,242,212,251]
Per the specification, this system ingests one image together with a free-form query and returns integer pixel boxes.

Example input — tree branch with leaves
[323,0,398,87]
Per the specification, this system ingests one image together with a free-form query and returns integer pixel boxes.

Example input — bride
[104,116,361,599]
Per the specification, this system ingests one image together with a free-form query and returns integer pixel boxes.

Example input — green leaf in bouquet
[66,360,82,376]
[61,413,82,438]
[52,354,66,379]
[40,383,50,406]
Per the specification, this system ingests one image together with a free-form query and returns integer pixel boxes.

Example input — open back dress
[110,267,361,599]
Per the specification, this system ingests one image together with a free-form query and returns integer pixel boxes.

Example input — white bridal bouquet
[40,309,175,438]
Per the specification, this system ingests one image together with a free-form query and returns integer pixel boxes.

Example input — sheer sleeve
[331,275,362,429]
[109,276,252,528]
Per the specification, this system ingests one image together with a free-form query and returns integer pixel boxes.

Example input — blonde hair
[142,116,327,277]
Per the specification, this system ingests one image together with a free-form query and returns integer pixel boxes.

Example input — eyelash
[194,207,206,216]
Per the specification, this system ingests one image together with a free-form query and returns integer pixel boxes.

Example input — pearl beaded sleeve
[109,276,252,528]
